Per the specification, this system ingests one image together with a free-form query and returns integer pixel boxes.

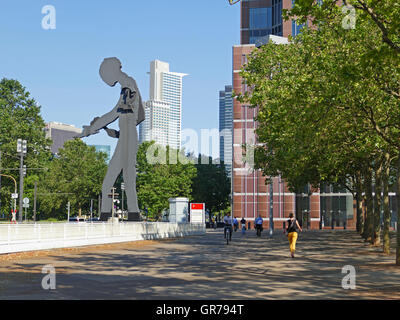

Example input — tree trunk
[362,167,373,242]
[396,156,400,265]
[382,152,391,254]
[355,171,364,234]
[373,161,383,246]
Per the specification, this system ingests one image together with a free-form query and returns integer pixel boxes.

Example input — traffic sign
[23,203,29,208]
[11,193,18,199]
[23,197,29,204]
[108,193,119,198]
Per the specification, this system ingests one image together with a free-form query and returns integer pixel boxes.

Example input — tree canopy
[136,141,197,220]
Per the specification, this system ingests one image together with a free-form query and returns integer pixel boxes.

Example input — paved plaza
[0,228,399,300]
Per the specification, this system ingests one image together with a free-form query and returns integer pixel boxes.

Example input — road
[0,228,399,300]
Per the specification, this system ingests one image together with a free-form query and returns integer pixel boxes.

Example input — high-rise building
[232,0,357,229]
[45,122,82,155]
[219,85,233,179]
[139,100,171,148]
[140,60,187,150]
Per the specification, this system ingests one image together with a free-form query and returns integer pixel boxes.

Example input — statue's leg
[100,151,122,221]
[123,155,140,221]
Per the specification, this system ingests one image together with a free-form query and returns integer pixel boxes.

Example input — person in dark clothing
[240,217,246,234]
[285,213,303,258]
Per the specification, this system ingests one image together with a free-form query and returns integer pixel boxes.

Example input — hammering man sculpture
[76,57,145,221]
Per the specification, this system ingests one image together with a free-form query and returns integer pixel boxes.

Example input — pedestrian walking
[285,213,303,258]
[233,217,239,232]
[240,217,246,235]
[255,215,263,237]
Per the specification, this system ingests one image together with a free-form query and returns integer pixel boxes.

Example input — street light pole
[33,181,37,222]
[17,139,27,223]
[90,199,93,220]
[269,179,274,237]
[111,187,116,222]
[121,182,125,219]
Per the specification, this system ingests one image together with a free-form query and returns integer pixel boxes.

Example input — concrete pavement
[0,228,399,300]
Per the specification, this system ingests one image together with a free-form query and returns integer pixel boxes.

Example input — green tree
[39,139,107,219]
[191,155,231,215]
[136,141,197,220]
[237,12,399,261]
[0,78,52,216]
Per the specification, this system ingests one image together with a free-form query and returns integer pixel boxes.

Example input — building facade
[240,0,292,45]
[139,100,171,148]
[44,122,82,155]
[140,60,187,150]
[219,85,233,180]
[232,0,357,230]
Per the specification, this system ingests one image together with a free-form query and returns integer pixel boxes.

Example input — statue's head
[99,57,122,87]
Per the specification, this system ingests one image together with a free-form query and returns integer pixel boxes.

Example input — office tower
[219,85,233,180]
[139,100,171,148]
[140,60,187,151]
[232,1,356,229]
[44,122,82,155]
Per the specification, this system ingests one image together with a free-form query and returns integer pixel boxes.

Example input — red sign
[191,203,204,210]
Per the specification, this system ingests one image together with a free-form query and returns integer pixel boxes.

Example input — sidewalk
[0,229,399,299]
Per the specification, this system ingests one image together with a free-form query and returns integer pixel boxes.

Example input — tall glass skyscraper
[139,60,187,151]
[139,100,171,148]
[219,85,233,180]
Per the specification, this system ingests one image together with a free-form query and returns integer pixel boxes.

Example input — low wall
[0,222,206,254]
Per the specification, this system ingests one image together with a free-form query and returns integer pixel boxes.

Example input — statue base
[100,212,112,221]
[99,212,141,222]
[128,212,141,221]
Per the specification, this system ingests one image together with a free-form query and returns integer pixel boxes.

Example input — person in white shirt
[223,212,233,241]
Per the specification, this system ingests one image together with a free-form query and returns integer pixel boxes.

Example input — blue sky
[0,0,240,158]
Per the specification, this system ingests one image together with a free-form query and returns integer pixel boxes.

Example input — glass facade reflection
[319,183,354,228]
[241,0,284,45]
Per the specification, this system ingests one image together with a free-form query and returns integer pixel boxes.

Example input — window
[249,7,272,30]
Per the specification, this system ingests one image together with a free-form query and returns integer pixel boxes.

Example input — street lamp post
[33,181,37,222]
[17,139,27,223]
[90,199,93,221]
[269,180,274,238]
[121,182,125,219]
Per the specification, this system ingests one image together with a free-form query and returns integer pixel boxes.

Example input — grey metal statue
[76,57,145,221]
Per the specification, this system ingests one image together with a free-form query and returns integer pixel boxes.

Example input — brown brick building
[231,0,357,231]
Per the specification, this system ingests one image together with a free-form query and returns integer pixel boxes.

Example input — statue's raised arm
[75,105,119,138]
